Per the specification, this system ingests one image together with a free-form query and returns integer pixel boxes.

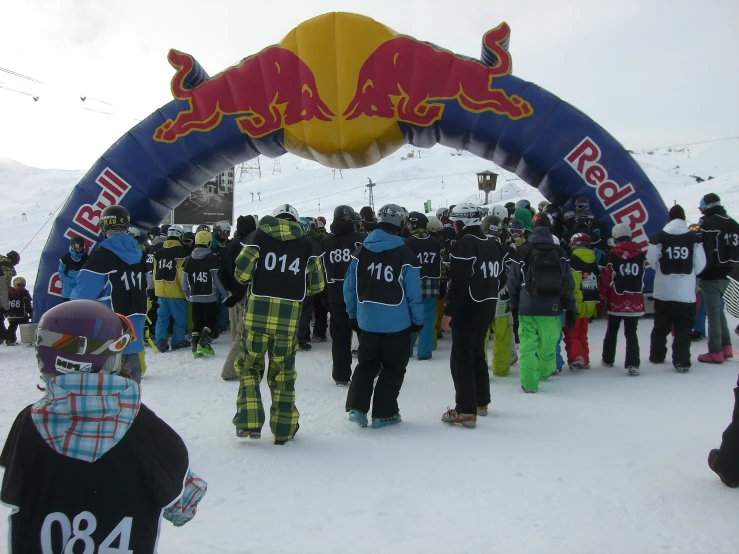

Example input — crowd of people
[1,190,738,550]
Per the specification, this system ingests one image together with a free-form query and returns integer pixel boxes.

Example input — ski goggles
[576,202,590,211]
[485,222,501,236]
[35,313,137,355]
[72,242,85,253]
[183,238,195,247]
[508,223,524,237]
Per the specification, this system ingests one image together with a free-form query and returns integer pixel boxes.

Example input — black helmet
[6,250,20,265]
[407,211,429,230]
[543,203,561,218]
[482,215,504,236]
[333,205,356,223]
[532,212,553,229]
[182,231,195,248]
[99,205,130,235]
[148,225,161,240]
[160,224,171,236]
[70,236,85,252]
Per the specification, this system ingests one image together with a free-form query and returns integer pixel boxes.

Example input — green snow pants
[519,315,561,392]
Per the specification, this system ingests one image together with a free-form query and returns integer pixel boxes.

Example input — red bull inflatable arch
[33,11,667,319]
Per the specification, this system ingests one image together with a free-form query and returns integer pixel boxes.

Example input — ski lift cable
[0,66,43,84]
[19,190,74,254]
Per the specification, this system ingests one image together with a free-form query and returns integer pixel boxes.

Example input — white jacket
[647,219,706,303]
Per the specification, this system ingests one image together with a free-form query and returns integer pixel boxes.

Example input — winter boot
[521,386,537,394]
[298,341,312,351]
[698,352,724,364]
[312,334,327,342]
[602,360,614,368]
[197,328,215,356]
[348,409,368,427]
[157,339,169,353]
[708,449,739,488]
[191,333,202,359]
[172,339,191,351]
[235,429,261,439]
[477,406,488,417]
[371,412,402,429]
[674,363,690,373]
[569,357,585,370]
[627,366,640,376]
[722,345,734,359]
[441,408,476,428]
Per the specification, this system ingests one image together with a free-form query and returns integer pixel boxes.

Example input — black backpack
[524,243,566,297]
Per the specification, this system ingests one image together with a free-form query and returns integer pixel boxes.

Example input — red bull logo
[154,47,335,142]
[343,23,532,125]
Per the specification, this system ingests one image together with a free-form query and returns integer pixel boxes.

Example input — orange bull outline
[154,48,335,142]
[343,22,533,126]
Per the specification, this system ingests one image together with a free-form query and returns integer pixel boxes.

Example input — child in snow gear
[232,204,325,444]
[153,224,189,352]
[405,210,445,361]
[441,203,507,427]
[507,220,576,392]
[708,374,739,488]
[57,236,88,302]
[5,276,32,345]
[0,300,206,553]
[322,205,366,385]
[599,223,646,375]
[647,205,707,372]
[71,205,149,381]
[696,194,739,364]
[565,233,600,369]
[219,215,258,380]
[182,231,228,358]
[344,204,423,429]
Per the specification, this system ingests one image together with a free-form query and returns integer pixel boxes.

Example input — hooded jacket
[570,246,600,319]
[235,216,325,336]
[344,228,424,333]
[153,240,188,299]
[71,233,146,354]
[181,247,228,303]
[219,215,257,302]
[0,372,206,552]
[323,219,365,303]
[598,240,646,316]
[647,219,706,303]
[507,227,576,317]
[0,253,17,291]
[698,206,739,281]
[58,249,89,299]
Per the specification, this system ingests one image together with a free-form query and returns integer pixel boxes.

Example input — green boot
[197,327,215,356]
[192,333,203,359]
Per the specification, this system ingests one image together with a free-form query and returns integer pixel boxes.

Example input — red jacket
[598,241,646,316]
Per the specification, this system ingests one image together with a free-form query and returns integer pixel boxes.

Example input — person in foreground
[708,374,739,488]
[0,300,206,553]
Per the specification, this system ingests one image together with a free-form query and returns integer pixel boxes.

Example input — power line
[19,191,74,254]
[632,135,739,153]
[0,66,43,84]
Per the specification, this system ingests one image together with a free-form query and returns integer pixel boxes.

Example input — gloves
[349,319,360,333]
[565,310,576,329]
[409,323,424,333]
[223,295,240,308]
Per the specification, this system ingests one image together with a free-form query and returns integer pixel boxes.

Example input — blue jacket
[57,249,86,299]
[344,229,424,333]
[71,233,145,354]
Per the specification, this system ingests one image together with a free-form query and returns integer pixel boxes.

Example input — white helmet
[538,200,550,212]
[167,224,184,240]
[213,220,232,240]
[426,216,443,233]
[448,203,483,227]
[127,226,141,239]
[272,204,299,222]
[436,207,448,219]
[490,205,508,219]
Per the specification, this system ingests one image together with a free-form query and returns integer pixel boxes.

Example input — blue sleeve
[402,266,424,325]
[57,262,74,286]
[343,259,358,319]
[70,269,107,301]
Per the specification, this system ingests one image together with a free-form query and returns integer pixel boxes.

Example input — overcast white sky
[1,0,737,169]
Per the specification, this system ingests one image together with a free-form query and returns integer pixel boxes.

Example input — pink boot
[723,345,734,359]
[698,352,725,364]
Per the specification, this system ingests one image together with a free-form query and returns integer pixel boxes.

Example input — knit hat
[699,193,721,211]
[668,204,686,221]
[611,223,632,240]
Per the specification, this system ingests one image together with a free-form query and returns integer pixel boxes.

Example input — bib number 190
[41,511,133,554]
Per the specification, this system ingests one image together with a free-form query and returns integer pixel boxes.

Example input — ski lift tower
[366,178,376,212]
[477,170,498,205]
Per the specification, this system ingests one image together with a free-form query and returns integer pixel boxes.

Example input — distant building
[203,167,234,196]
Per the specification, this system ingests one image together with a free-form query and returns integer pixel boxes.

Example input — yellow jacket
[570,247,599,319]
[153,240,188,298]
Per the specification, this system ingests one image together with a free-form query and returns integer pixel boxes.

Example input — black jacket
[219,215,257,302]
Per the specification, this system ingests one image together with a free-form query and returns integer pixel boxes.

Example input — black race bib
[8,296,27,319]
[249,232,321,301]
[652,231,696,275]
[183,254,219,297]
[355,246,417,306]
[154,245,187,282]
[83,248,148,316]
[611,254,646,294]
[701,215,739,265]
[452,235,506,302]
[405,235,443,279]
[322,232,364,283]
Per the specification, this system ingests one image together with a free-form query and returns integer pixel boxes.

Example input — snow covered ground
[1,139,739,552]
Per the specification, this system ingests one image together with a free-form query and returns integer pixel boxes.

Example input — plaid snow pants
[233,330,299,441]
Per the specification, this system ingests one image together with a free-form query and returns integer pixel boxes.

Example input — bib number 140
[41,511,133,554]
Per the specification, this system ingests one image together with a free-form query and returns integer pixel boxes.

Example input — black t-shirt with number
[144,244,156,275]
[183,252,219,298]
[609,252,647,294]
[355,245,419,306]
[405,235,443,279]
[700,213,739,268]
[82,247,148,316]
[322,231,365,283]
[651,231,699,275]
[248,232,322,302]
[0,405,189,554]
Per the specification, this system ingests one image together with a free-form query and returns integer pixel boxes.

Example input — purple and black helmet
[36,300,135,379]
